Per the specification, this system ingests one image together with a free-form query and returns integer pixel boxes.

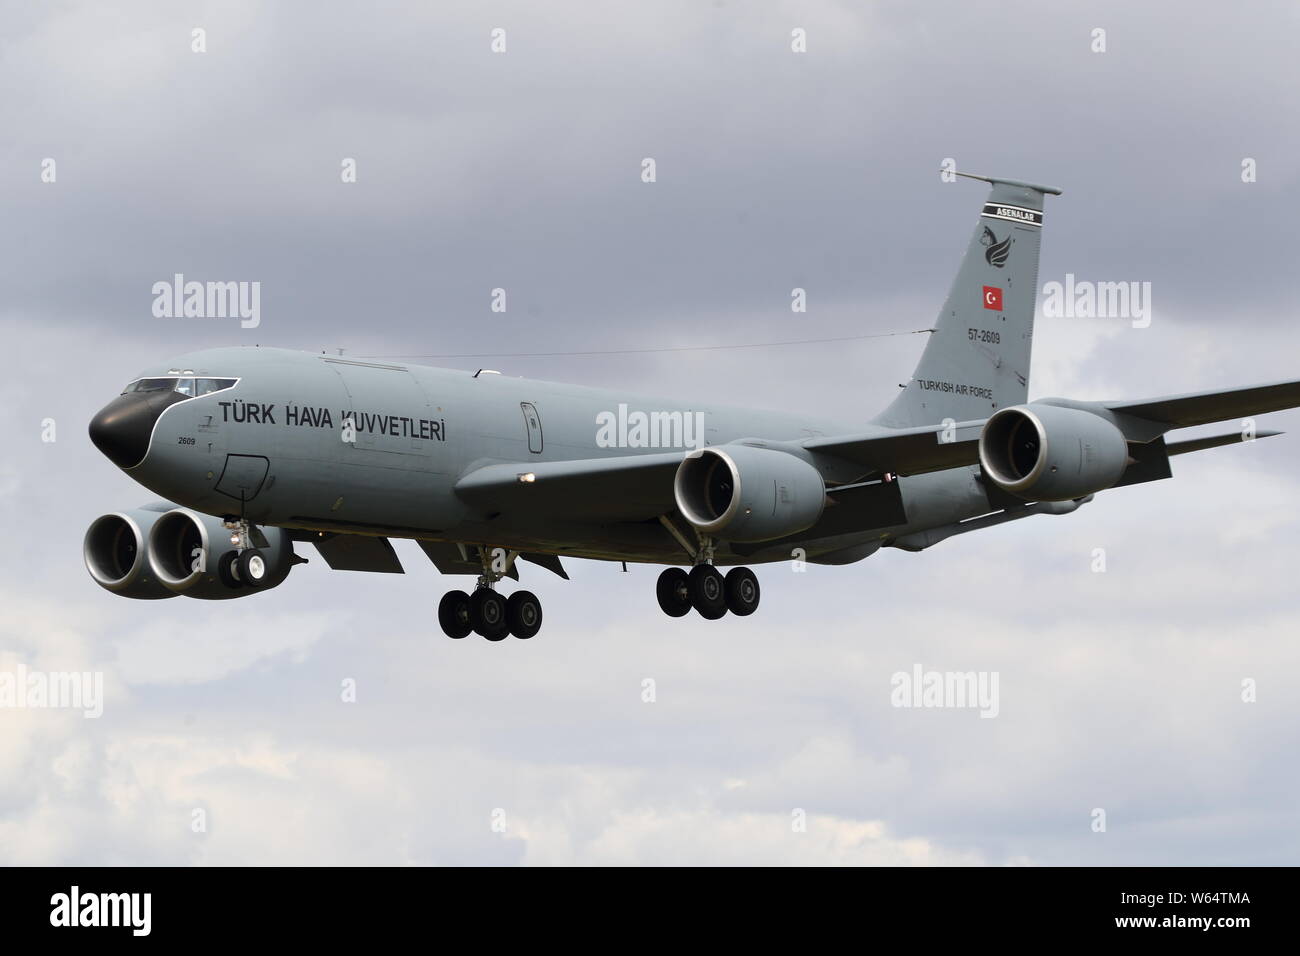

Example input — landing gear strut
[437,547,544,640]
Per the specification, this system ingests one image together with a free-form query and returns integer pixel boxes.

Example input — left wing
[454,451,685,522]
[1100,379,1300,439]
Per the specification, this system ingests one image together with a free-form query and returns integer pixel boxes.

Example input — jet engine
[146,507,295,599]
[674,444,826,542]
[83,506,179,599]
[978,403,1130,501]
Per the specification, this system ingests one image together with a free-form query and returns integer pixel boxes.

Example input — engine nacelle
[84,506,179,599]
[674,444,826,542]
[978,403,1130,502]
[147,507,294,599]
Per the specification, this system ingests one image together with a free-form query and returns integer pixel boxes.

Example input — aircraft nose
[89,392,175,469]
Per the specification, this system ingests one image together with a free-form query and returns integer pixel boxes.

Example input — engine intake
[83,507,178,599]
[674,444,825,542]
[979,403,1129,501]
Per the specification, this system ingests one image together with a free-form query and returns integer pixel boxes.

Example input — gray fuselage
[109,346,996,566]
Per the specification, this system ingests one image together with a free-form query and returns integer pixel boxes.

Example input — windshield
[122,376,237,397]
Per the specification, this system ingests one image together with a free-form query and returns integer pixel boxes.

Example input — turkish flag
[982,285,1003,311]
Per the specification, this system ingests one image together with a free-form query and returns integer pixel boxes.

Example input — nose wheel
[656,566,761,619]
[216,515,271,591]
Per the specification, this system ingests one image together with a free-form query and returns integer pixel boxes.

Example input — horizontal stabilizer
[953,171,1063,195]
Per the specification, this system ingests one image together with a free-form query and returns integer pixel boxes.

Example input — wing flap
[1166,428,1282,456]
[312,533,404,573]
[802,420,985,479]
[417,541,520,579]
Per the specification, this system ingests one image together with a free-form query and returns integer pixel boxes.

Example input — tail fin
[874,173,1061,428]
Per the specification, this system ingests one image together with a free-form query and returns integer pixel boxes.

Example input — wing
[1105,379,1300,434]
[1166,428,1282,456]
[453,420,988,523]
[453,451,685,522]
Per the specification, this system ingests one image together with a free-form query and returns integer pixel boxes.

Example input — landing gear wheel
[656,568,692,617]
[218,550,244,589]
[438,590,473,639]
[724,567,760,616]
[470,589,510,641]
[237,549,268,589]
[688,565,727,620]
[506,591,543,639]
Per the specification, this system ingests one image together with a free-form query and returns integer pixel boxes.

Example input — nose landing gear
[216,515,269,590]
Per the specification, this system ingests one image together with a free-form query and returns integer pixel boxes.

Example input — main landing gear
[437,548,543,641]
[656,565,760,620]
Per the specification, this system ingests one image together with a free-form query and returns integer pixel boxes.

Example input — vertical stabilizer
[875,174,1061,428]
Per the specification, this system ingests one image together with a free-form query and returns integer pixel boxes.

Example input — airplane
[85,172,1300,640]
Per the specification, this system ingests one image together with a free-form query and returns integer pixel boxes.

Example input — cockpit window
[196,377,237,396]
[122,376,238,397]
[128,378,177,393]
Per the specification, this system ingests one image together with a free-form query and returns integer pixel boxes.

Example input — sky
[2,0,1299,865]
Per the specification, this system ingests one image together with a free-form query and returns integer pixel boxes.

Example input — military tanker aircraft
[85,173,1300,639]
